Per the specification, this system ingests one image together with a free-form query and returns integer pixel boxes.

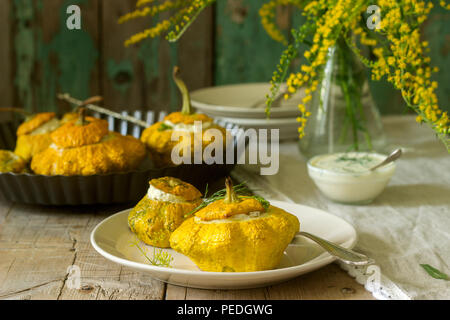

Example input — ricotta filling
[147,184,187,203]
[194,211,268,224]
[164,120,212,133]
[31,118,61,135]
[49,133,114,152]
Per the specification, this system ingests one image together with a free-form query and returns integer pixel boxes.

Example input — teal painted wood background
[0,0,448,115]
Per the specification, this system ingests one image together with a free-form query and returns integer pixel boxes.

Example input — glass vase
[298,38,387,159]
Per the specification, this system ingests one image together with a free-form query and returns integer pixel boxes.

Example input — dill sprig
[336,154,373,165]
[130,238,174,268]
[158,123,173,131]
[184,181,270,218]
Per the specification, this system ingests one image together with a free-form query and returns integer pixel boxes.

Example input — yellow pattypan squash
[128,177,202,248]
[14,112,61,162]
[0,150,27,173]
[31,111,147,176]
[169,178,300,272]
[140,67,228,168]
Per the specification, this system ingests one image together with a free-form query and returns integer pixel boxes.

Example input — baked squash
[0,150,27,173]
[128,177,202,248]
[141,67,228,167]
[30,111,147,176]
[14,112,61,162]
[169,178,300,272]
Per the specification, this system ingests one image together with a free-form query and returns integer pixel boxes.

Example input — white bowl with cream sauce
[307,152,396,204]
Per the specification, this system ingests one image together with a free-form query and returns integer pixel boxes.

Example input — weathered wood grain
[4,0,448,115]
[166,285,267,300]
[9,0,100,113]
[266,264,375,300]
[57,216,166,300]
[100,0,214,113]
[101,0,161,111]
[33,0,100,113]
[0,203,166,300]
[164,264,374,300]
[0,199,374,300]
[0,0,13,121]
[214,0,287,85]
[177,5,215,94]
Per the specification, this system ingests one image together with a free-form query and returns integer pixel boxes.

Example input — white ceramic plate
[216,116,300,141]
[90,200,357,290]
[191,83,304,119]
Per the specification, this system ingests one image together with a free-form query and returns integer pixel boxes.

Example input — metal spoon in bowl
[290,232,375,266]
[369,148,402,171]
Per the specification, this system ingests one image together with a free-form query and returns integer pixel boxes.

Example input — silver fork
[291,232,375,266]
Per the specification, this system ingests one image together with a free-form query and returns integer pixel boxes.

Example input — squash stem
[172,66,192,115]
[75,108,88,126]
[224,177,240,204]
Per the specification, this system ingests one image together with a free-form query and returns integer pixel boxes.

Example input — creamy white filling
[147,184,187,203]
[31,118,61,135]
[50,133,114,153]
[311,152,385,174]
[164,120,212,133]
[194,211,267,224]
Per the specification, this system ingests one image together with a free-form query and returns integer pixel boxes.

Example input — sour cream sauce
[307,152,396,204]
[164,120,212,133]
[311,152,383,174]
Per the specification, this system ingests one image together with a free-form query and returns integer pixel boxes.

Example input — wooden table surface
[0,195,374,300]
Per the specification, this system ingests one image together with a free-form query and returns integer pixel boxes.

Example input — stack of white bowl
[190,83,305,141]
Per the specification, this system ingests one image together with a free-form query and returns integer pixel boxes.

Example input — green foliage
[420,264,449,281]
[184,181,269,218]
[131,238,174,268]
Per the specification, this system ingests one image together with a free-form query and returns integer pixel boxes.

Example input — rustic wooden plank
[0,204,78,299]
[11,0,36,113]
[0,201,374,300]
[100,0,214,113]
[0,0,14,122]
[214,0,287,85]
[185,287,267,300]
[0,247,69,300]
[58,212,166,300]
[0,200,13,229]
[177,5,214,93]
[10,0,100,113]
[166,265,374,300]
[0,204,166,300]
[33,0,100,113]
[100,0,170,112]
[266,263,375,300]
[166,285,267,300]
[423,6,449,114]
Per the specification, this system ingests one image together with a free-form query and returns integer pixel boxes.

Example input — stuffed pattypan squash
[169,178,300,272]
[31,110,147,176]
[0,150,27,173]
[141,67,228,168]
[14,112,61,162]
[128,177,202,248]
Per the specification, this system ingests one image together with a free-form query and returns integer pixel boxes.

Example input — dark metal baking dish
[0,111,245,205]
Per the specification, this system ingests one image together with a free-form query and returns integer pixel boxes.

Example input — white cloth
[231,115,450,300]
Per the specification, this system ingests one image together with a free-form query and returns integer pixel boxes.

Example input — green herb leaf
[130,238,173,268]
[158,123,173,131]
[420,264,449,281]
[184,181,270,218]
[203,183,209,198]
